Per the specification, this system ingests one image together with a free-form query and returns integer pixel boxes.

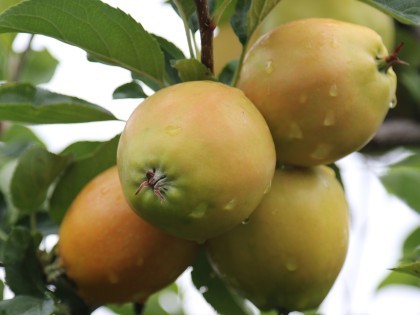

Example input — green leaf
[230,0,279,45]
[0,296,55,315]
[173,59,215,82]
[18,48,58,85]
[3,227,46,297]
[401,70,420,104]
[10,145,71,213]
[403,227,420,261]
[0,82,118,124]
[0,0,166,87]
[191,250,254,315]
[153,34,185,85]
[0,279,4,301]
[113,81,148,99]
[391,261,420,278]
[1,124,45,147]
[218,60,238,85]
[59,140,105,161]
[49,135,119,223]
[142,283,184,315]
[360,0,420,25]
[380,154,420,213]
[379,269,420,289]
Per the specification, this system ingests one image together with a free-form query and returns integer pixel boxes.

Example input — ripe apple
[237,18,398,166]
[117,80,276,242]
[206,166,349,312]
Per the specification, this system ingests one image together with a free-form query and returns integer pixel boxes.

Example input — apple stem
[195,0,215,74]
[377,42,409,72]
[135,168,167,203]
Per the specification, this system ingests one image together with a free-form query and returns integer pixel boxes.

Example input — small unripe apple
[117,81,276,242]
[237,18,398,166]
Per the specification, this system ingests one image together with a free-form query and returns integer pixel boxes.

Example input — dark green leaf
[3,227,46,297]
[246,1,280,36]
[191,250,253,315]
[106,303,135,315]
[173,59,215,82]
[18,48,58,85]
[10,145,71,213]
[360,0,420,25]
[1,124,45,147]
[0,0,166,86]
[0,295,55,315]
[113,81,148,99]
[218,59,238,85]
[0,82,118,124]
[0,279,4,301]
[169,0,199,33]
[392,260,420,278]
[153,34,185,84]
[401,70,420,104]
[49,135,119,223]
[53,277,92,315]
[378,268,420,289]
[230,0,251,45]
[380,155,420,213]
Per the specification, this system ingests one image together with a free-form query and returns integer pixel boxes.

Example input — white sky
[11,1,420,314]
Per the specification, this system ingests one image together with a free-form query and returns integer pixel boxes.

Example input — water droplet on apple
[323,109,336,126]
[165,125,182,136]
[329,84,338,97]
[299,93,307,104]
[310,143,332,160]
[107,272,119,284]
[199,286,209,294]
[264,60,273,74]
[389,97,397,108]
[288,122,303,139]
[224,198,237,211]
[286,259,298,271]
[241,217,250,225]
[264,180,272,194]
[189,203,208,218]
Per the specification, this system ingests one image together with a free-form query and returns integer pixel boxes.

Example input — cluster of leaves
[0,0,418,314]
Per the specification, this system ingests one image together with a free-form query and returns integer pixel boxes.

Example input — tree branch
[195,0,215,73]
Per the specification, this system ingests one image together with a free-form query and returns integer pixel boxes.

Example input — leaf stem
[173,0,196,59]
[231,42,248,86]
[10,34,35,82]
[195,0,215,73]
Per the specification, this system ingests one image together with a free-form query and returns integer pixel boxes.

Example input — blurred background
[1,1,419,314]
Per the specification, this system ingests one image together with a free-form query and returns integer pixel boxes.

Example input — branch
[195,0,215,73]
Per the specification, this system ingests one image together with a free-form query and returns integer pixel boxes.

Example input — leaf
[49,135,119,223]
[142,283,184,315]
[59,140,105,161]
[391,261,420,279]
[1,124,45,147]
[218,60,239,85]
[378,269,420,289]
[18,48,59,85]
[3,227,46,297]
[401,70,420,104]
[0,82,118,124]
[173,59,215,82]
[113,81,148,100]
[380,154,420,213]
[230,0,279,45]
[0,0,166,86]
[152,34,185,85]
[0,279,4,301]
[403,227,420,261]
[360,0,420,25]
[0,296,55,315]
[191,250,254,315]
[10,145,71,213]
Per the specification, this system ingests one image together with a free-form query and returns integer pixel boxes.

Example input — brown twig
[194,0,215,73]
[10,34,35,82]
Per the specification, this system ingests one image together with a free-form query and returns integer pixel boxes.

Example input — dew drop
[264,60,273,74]
[286,259,298,272]
[199,286,209,294]
[389,97,397,108]
[224,199,237,211]
[241,217,250,225]
[288,122,303,139]
[310,143,332,160]
[329,84,338,97]
[299,93,307,104]
[323,109,336,126]
[165,125,182,136]
[189,203,208,218]
[107,272,119,284]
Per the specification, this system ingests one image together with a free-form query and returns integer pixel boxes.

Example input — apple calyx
[377,42,409,72]
[135,168,167,203]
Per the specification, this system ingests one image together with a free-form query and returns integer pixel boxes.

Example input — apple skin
[206,166,349,312]
[251,0,395,51]
[117,81,276,242]
[237,18,397,167]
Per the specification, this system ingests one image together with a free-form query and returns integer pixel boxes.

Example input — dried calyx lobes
[117,80,276,242]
